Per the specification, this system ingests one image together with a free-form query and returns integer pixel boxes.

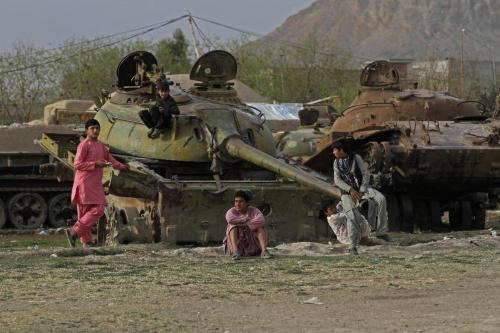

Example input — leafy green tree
[0,41,57,123]
[221,34,359,108]
[155,29,191,74]
[57,39,152,101]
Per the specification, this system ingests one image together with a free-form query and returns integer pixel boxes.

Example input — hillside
[258,0,500,61]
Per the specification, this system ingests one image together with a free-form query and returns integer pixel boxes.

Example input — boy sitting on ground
[324,201,371,246]
[223,190,272,260]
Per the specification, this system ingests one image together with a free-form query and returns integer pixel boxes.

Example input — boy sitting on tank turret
[138,80,180,139]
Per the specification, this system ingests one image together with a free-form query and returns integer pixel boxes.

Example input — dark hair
[156,80,170,91]
[331,139,350,152]
[85,118,100,130]
[234,189,252,202]
[322,200,338,212]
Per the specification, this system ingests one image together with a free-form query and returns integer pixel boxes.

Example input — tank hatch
[190,50,237,84]
[189,50,240,103]
[116,51,158,89]
[360,60,400,88]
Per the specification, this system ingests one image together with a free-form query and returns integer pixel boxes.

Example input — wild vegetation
[0,29,369,124]
[0,28,497,124]
[0,29,192,124]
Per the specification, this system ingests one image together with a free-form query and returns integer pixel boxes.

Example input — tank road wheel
[0,198,6,229]
[399,194,414,232]
[386,195,400,231]
[48,193,76,228]
[8,193,47,229]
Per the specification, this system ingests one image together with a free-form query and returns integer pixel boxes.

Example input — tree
[0,41,57,123]
[220,34,358,108]
[0,30,194,124]
[57,39,152,101]
[155,29,191,74]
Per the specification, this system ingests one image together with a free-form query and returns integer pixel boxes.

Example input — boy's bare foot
[149,128,160,139]
[261,249,272,259]
[232,251,241,260]
[83,241,97,248]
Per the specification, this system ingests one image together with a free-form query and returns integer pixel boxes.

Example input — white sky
[0,0,315,51]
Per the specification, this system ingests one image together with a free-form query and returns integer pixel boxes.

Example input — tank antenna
[188,12,201,58]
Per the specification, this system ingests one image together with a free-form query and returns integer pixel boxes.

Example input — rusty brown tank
[301,61,500,232]
[331,60,483,133]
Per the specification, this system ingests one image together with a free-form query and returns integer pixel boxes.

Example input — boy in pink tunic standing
[65,119,127,248]
[224,190,272,260]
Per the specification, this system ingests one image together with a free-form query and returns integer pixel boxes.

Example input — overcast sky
[0,0,315,52]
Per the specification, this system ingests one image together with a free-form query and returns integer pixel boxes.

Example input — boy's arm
[225,209,248,226]
[246,208,265,228]
[159,99,180,115]
[328,214,346,227]
[74,143,95,171]
[168,100,180,115]
[104,148,127,171]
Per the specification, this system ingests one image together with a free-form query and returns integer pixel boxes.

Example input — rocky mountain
[259,0,500,62]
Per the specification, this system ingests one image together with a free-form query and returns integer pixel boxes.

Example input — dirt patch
[2,232,500,332]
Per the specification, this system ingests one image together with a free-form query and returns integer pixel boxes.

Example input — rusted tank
[0,100,94,229]
[41,50,340,245]
[300,61,500,232]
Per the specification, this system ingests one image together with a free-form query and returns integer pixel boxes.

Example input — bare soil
[1,229,500,332]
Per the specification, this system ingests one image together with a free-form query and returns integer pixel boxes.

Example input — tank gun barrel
[224,137,341,199]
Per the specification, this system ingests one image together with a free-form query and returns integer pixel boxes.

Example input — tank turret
[330,60,484,135]
[93,50,339,199]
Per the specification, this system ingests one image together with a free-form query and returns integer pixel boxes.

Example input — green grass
[0,234,68,250]
[1,240,500,332]
[1,249,498,298]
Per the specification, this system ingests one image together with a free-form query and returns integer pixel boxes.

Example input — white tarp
[245,103,302,120]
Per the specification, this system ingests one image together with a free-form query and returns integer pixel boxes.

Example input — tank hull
[102,180,331,245]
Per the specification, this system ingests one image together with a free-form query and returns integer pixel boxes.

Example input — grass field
[1,231,500,332]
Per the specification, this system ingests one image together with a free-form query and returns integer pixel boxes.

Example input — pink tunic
[224,206,266,256]
[71,138,126,205]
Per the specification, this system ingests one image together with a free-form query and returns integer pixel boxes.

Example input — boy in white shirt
[324,201,371,246]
